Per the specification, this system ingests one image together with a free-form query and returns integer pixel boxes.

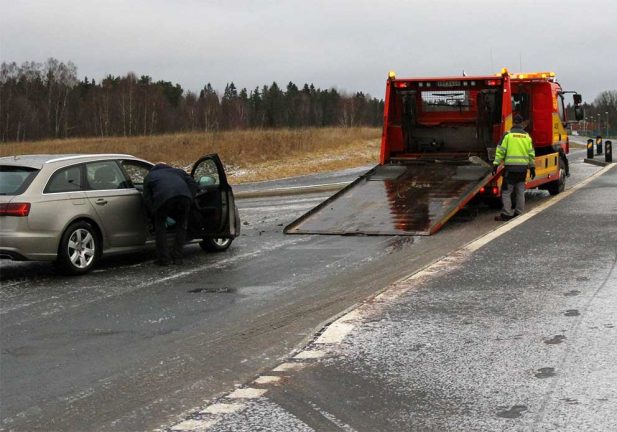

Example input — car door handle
[95,199,108,205]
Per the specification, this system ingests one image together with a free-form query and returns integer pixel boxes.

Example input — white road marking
[294,350,326,359]
[226,387,268,399]
[315,309,362,344]
[272,362,306,372]
[253,375,282,384]
[201,402,244,414]
[315,322,355,344]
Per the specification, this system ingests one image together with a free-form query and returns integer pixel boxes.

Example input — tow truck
[285,69,584,235]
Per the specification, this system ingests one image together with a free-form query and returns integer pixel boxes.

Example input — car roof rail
[45,154,135,164]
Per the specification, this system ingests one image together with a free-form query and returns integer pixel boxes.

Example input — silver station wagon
[0,153,240,274]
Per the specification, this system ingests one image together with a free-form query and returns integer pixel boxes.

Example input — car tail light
[0,202,31,216]
[492,187,499,196]
[479,187,486,194]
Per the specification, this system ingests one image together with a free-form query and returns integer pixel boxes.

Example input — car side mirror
[573,93,582,105]
[574,106,584,121]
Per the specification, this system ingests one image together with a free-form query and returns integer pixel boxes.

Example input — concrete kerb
[584,158,611,167]
[234,182,348,199]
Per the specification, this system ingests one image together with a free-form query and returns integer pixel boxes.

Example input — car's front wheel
[200,237,233,252]
[56,221,100,275]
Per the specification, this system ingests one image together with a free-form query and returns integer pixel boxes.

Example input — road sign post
[587,139,594,159]
[596,136,603,155]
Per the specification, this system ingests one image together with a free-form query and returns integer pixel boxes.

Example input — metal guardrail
[234,182,349,199]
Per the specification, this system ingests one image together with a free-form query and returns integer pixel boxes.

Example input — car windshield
[0,166,39,195]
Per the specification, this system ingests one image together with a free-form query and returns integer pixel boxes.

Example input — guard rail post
[587,139,594,159]
[606,140,613,163]
[596,135,603,155]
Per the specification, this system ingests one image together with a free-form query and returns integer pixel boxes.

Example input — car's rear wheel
[200,237,233,252]
[56,221,100,275]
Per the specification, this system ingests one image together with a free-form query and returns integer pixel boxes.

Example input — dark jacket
[143,164,198,212]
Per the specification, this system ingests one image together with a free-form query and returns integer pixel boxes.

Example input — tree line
[0,58,384,142]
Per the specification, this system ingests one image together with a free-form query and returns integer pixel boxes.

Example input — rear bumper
[0,230,60,261]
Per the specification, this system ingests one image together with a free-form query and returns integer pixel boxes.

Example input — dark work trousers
[501,170,527,217]
[154,196,192,262]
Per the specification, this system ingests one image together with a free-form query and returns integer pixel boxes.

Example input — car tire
[200,237,233,252]
[56,221,100,275]
[547,159,566,196]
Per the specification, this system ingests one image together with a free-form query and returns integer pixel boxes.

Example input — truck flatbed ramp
[284,162,492,236]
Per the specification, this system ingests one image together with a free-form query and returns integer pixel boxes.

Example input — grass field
[0,128,381,183]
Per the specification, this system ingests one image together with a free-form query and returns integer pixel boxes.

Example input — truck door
[190,154,233,236]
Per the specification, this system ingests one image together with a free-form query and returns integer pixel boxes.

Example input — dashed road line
[253,375,282,385]
[226,387,268,399]
[201,402,244,415]
[272,362,306,372]
[294,350,326,359]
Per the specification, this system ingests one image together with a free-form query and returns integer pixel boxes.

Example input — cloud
[2,0,615,102]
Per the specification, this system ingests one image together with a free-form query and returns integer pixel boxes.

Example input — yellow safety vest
[494,128,535,168]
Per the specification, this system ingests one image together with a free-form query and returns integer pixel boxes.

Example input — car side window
[119,160,151,189]
[44,165,84,193]
[86,161,129,190]
[193,159,220,186]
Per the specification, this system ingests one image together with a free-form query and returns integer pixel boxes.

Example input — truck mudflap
[284,161,493,236]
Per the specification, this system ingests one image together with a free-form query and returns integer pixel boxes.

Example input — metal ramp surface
[284,162,492,236]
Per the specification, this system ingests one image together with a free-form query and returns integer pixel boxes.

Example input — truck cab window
[512,92,530,122]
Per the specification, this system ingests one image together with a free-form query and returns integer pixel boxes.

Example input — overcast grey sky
[1,0,615,102]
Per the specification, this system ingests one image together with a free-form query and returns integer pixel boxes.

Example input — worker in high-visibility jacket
[492,114,536,220]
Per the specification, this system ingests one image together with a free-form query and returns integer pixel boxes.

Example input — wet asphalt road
[0,147,600,431]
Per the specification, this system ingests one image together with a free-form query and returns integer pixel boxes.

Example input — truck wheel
[200,237,233,252]
[56,221,100,275]
[547,159,566,196]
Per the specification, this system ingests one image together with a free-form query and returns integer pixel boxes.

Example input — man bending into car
[143,163,198,266]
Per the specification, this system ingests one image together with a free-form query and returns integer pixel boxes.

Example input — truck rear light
[0,202,31,216]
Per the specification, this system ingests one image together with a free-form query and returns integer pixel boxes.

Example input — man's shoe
[154,259,171,266]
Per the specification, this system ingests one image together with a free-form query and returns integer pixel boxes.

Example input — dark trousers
[501,170,527,217]
[154,196,191,262]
